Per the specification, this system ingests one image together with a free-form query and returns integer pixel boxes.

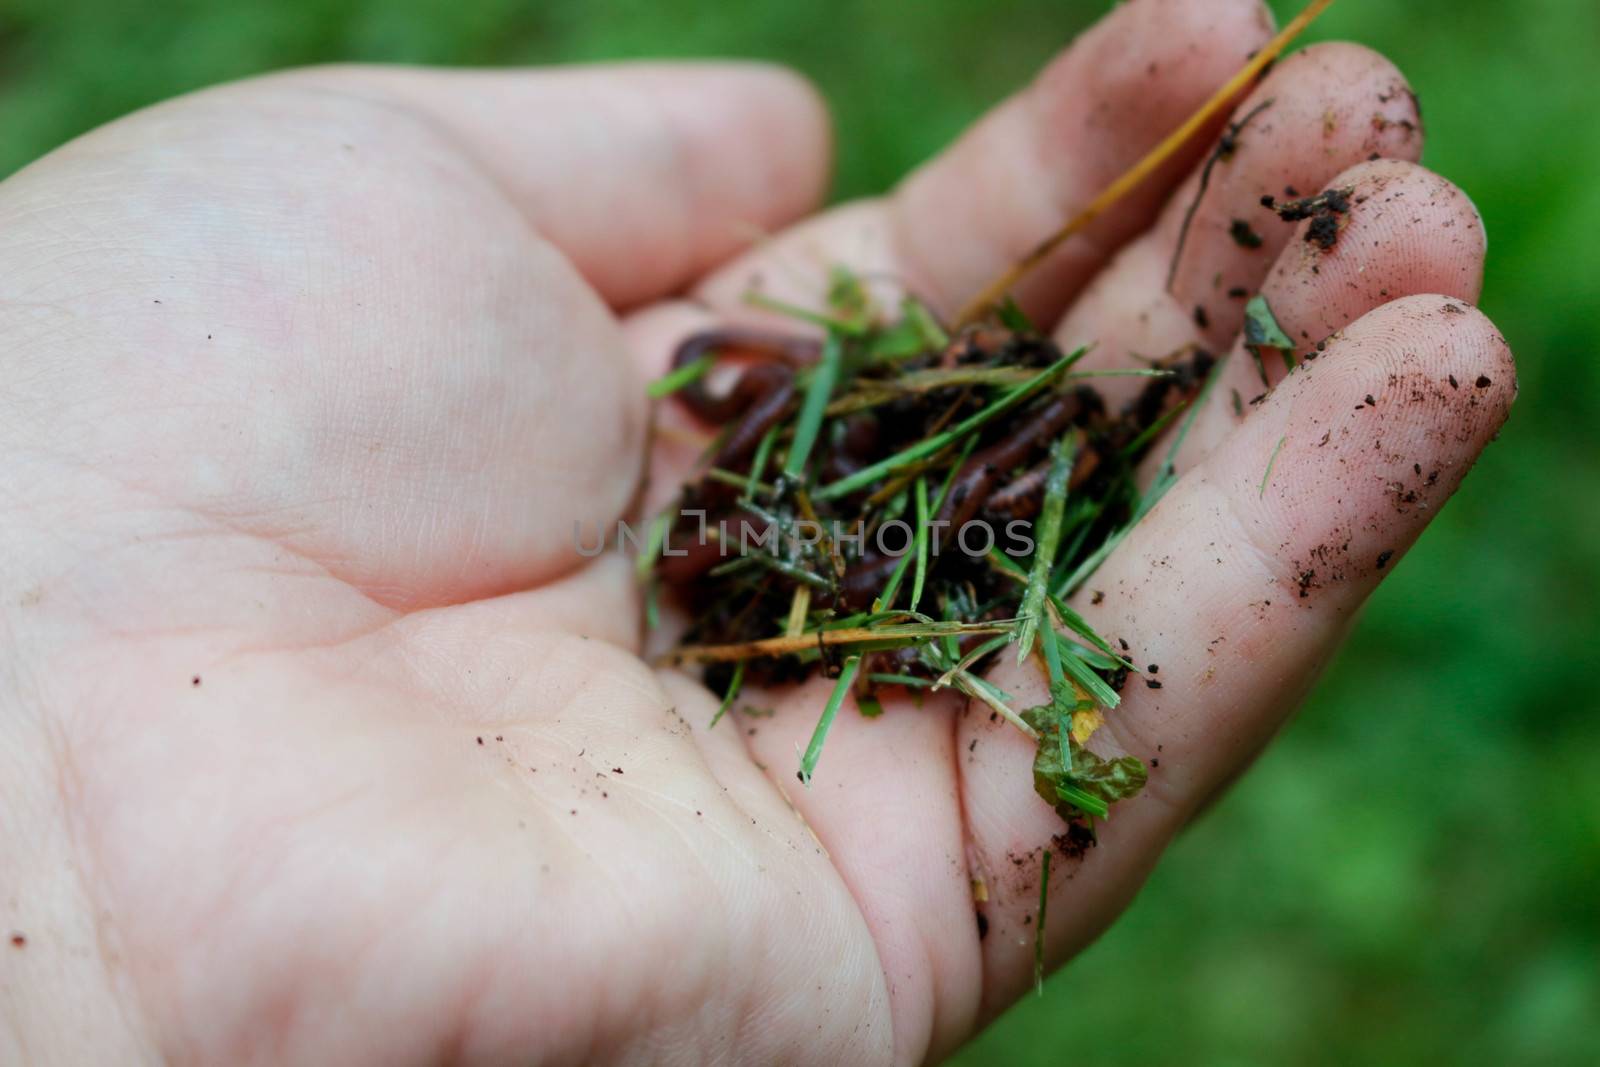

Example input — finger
[1173,157,1486,475]
[692,0,1275,323]
[959,294,1515,1011]
[1054,43,1424,404]
[6,62,829,612]
[889,0,1274,322]
[273,62,831,308]
[732,677,978,1064]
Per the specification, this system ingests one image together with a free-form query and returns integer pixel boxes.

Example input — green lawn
[6,1,1595,1062]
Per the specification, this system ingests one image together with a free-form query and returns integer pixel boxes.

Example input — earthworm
[838,551,904,608]
[672,327,820,421]
[671,327,821,473]
[934,386,1101,539]
[712,364,797,469]
[836,386,1100,607]
[985,445,1102,520]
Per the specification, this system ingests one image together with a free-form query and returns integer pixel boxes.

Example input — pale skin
[0,0,1515,1063]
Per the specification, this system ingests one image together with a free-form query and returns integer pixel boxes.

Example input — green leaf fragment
[1243,294,1295,384]
[1022,682,1148,823]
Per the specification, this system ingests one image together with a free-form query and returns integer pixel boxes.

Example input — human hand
[0,1,1513,1063]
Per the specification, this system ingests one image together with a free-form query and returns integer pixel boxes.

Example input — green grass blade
[1052,630,1121,708]
[814,350,1081,501]
[1016,435,1075,663]
[634,508,672,580]
[1034,849,1052,996]
[873,475,929,613]
[745,422,781,499]
[745,291,868,335]
[1042,609,1064,685]
[784,331,844,480]
[798,654,862,785]
[911,475,932,612]
[646,353,714,398]
[866,672,934,688]
[709,659,746,729]
[1260,433,1286,497]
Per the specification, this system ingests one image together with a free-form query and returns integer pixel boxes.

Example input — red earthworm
[838,551,905,609]
[837,388,1099,607]
[670,327,822,472]
[711,364,796,469]
[986,444,1102,520]
[985,459,1053,516]
[934,386,1099,541]
[671,327,820,423]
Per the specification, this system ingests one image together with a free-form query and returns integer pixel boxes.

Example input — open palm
[0,1,1513,1063]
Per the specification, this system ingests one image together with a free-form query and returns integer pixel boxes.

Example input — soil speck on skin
[1091,589,1105,605]
[1230,219,1264,249]
[1376,550,1394,569]
[1145,678,1163,690]
[1297,569,1317,598]
[1306,215,1339,248]
[976,911,989,940]
[1053,823,1095,859]
[191,676,201,687]
[9,934,24,948]
[1476,375,1492,388]
[1448,375,1460,389]
[1271,186,1352,250]
[476,737,484,745]
[1147,664,1159,674]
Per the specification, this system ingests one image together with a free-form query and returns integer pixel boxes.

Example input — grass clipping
[647,278,1212,838]
[647,0,1339,844]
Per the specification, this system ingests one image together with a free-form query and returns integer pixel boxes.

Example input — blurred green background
[4,0,1594,1062]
